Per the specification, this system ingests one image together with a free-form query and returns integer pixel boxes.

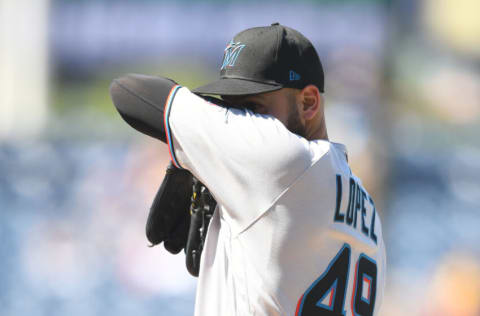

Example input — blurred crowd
[0,140,196,315]
[1,0,479,315]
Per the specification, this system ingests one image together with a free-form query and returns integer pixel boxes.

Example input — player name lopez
[333,175,378,244]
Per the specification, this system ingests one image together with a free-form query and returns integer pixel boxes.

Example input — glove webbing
[185,177,216,277]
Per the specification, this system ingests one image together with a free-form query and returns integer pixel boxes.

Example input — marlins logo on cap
[221,40,245,70]
[193,23,324,96]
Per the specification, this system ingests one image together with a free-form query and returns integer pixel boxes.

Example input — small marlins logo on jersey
[221,41,246,70]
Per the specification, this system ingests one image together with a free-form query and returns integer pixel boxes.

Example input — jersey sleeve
[110,73,178,143]
[166,87,317,232]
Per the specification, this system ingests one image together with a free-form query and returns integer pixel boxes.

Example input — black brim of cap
[192,78,283,96]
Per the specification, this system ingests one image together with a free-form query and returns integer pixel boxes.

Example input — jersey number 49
[296,243,377,316]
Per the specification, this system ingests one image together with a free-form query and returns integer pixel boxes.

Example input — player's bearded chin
[286,97,307,138]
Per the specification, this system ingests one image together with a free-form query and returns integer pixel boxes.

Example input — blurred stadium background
[1,0,479,315]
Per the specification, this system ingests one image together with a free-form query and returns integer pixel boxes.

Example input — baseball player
[110,23,386,316]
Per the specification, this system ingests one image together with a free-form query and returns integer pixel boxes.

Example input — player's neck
[306,114,328,141]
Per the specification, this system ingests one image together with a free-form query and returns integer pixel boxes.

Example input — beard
[286,96,307,138]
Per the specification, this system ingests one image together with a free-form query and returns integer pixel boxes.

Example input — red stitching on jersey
[163,85,180,168]
[328,286,334,307]
[364,276,371,301]
[351,260,359,316]
[295,294,304,316]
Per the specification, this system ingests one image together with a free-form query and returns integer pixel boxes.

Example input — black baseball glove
[146,162,216,277]
[185,176,216,276]
[109,74,229,277]
[146,162,193,254]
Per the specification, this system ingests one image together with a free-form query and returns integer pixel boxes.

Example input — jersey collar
[332,142,348,162]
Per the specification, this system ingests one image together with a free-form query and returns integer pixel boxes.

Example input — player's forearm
[110,74,178,143]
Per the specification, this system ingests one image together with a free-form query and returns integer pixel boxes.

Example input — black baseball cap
[193,23,324,96]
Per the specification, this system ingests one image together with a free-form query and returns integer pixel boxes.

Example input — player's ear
[299,84,322,121]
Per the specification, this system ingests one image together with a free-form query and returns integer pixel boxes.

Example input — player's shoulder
[304,140,352,180]
[260,138,349,177]
[309,140,347,162]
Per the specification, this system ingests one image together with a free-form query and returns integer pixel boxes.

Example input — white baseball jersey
[164,86,386,316]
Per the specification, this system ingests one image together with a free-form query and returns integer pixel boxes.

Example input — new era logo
[289,70,301,81]
[221,41,246,70]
